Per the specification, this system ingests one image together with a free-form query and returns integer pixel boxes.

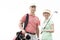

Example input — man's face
[43,12,50,18]
[30,7,36,13]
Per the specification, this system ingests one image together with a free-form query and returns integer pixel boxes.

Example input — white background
[0,0,60,40]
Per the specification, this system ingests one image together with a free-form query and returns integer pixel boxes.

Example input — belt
[26,32,36,35]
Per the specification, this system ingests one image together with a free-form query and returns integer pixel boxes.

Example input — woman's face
[43,12,50,19]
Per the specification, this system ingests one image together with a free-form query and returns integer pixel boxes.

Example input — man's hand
[22,30,26,34]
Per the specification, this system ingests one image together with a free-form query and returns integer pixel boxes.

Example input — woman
[41,9,54,40]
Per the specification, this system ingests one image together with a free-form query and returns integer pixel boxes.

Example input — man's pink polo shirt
[20,14,40,33]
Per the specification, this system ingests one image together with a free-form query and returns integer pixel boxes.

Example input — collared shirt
[20,14,40,33]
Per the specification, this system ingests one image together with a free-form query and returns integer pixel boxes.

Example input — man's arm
[36,27,39,38]
[19,21,26,34]
[36,18,40,40]
[19,15,26,34]
[19,21,24,30]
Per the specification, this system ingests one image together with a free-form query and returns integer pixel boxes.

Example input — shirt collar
[29,13,35,17]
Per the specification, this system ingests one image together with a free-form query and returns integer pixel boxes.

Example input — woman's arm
[43,24,54,33]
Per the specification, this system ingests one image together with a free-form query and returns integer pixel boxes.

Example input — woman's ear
[48,13,50,16]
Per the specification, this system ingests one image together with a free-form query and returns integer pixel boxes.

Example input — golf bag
[15,14,31,40]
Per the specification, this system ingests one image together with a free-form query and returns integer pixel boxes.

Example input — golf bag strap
[24,14,29,30]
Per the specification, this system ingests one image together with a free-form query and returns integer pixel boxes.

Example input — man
[19,5,40,40]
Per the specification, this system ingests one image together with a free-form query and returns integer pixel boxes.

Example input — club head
[54,11,58,14]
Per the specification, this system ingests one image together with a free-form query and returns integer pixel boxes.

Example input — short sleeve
[50,20,54,25]
[37,18,40,26]
[20,15,26,23]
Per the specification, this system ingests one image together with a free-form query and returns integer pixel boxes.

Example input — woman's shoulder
[49,19,54,24]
